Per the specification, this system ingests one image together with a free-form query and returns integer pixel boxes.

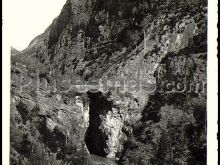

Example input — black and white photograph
[2,0,218,164]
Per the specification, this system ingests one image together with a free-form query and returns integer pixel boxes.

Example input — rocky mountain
[10,0,207,164]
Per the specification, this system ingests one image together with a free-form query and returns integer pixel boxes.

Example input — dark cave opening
[84,91,112,157]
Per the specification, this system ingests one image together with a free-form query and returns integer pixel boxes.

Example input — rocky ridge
[11,0,207,164]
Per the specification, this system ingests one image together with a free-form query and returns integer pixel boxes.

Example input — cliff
[11,0,207,164]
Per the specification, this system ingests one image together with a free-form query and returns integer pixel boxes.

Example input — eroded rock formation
[10,0,207,164]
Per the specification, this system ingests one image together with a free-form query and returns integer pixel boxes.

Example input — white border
[207,0,218,164]
[2,0,11,164]
[2,0,218,164]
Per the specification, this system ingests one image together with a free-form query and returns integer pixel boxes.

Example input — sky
[9,0,67,51]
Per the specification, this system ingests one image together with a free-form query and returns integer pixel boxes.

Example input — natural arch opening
[84,91,112,157]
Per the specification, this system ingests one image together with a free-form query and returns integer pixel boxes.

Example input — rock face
[11,0,207,164]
